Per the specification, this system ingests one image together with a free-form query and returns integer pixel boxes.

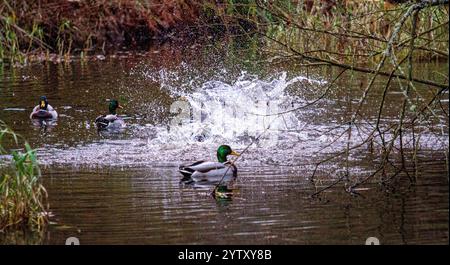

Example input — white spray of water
[33,70,447,170]
[148,71,326,149]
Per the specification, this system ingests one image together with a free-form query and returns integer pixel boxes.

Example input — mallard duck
[179,145,240,183]
[30,96,58,120]
[94,99,125,130]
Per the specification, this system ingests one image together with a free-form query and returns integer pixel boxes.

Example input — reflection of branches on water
[311,173,346,198]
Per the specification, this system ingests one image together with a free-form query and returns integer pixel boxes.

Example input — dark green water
[0,41,448,244]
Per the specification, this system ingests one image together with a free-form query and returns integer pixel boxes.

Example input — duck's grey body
[179,161,237,183]
[179,145,239,184]
[95,114,126,130]
[30,104,58,120]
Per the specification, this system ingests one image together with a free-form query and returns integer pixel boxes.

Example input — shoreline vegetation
[0,0,203,64]
[0,120,49,232]
[0,1,448,66]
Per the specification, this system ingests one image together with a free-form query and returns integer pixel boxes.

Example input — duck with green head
[94,99,125,130]
[179,145,240,183]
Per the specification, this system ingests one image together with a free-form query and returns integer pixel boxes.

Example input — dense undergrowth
[0,120,48,231]
[1,1,447,65]
[0,0,202,64]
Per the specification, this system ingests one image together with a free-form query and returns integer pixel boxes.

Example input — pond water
[0,41,448,244]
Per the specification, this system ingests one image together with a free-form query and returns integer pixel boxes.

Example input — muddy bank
[0,0,258,63]
[2,1,198,53]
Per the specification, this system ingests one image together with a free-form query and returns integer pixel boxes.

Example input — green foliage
[0,120,48,231]
[0,6,46,65]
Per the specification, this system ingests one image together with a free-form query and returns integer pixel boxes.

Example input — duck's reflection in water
[31,118,57,132]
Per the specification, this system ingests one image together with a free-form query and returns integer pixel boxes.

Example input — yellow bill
[230,150,240,156]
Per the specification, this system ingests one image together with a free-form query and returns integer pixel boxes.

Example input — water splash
[33,71,332,167]
[150,71,326,147]
[30,69,447,170]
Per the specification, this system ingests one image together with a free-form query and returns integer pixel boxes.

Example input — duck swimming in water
[30,96,58,120]
[179,145,240,183]
[94,99,125,130]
